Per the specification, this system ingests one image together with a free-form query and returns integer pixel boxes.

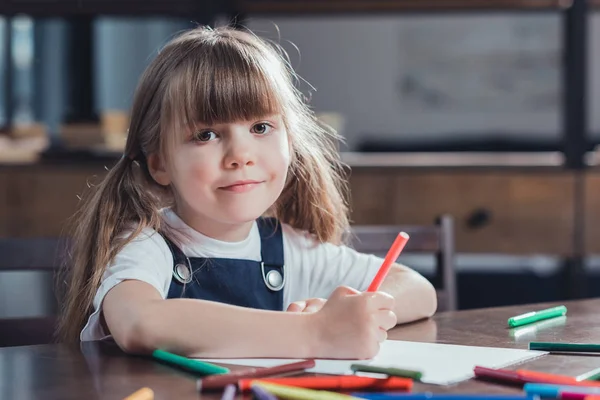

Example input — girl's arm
[287,265,437,323]
[283,225,437,323]
[102,280,397,359]
[378,264,437,324]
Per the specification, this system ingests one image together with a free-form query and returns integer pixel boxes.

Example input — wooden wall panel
[349,169,575,256]
[584,173,600,254]
[0,164,578,256]
[0,170,10,237]
[348,170,396,225]
[7,166,107,237]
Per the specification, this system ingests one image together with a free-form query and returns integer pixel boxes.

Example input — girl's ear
[147,153,171,186]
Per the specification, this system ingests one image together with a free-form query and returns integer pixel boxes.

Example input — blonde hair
[57,26,349,342]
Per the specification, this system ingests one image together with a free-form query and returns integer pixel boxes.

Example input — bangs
[163,37,286,137]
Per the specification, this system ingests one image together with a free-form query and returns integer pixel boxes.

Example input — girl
[58,26,437,359]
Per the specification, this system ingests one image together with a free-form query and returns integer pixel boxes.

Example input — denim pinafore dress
[164,218,285,311]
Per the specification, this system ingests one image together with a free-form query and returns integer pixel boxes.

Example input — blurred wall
[247,14,569,150]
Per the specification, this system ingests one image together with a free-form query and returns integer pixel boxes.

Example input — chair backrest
[0,237,69,271]
[0,237,68,347]
[349,215,457,311]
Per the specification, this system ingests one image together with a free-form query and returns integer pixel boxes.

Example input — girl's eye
[251,123,272,135]
[193,130,218,142]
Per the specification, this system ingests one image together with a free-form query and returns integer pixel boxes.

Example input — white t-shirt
[80,209,383,341]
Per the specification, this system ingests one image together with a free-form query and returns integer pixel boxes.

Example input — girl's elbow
[419,279,438,318]
[426,285,438,317]
[113,314,157,355]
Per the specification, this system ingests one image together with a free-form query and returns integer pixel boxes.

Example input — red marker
[367,232,410,292]
[238,375,413,392]
[197,359,315,392]
[474,366,527,385]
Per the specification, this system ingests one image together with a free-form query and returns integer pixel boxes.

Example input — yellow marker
[123,387,154,400]
[254,381,361,400]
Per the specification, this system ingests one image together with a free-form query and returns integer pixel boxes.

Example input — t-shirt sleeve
[282,225,383,304]
[79,228,173,341]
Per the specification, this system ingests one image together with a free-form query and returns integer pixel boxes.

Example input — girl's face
[151,114,291,241]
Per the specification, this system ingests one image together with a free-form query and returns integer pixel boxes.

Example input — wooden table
[2,299,600,400]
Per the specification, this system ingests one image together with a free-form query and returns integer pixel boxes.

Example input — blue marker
[522,383,561,398]
[220,384,236,400]
[351,394,537,400]
[524,383,600,397]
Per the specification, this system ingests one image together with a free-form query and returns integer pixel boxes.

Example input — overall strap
[256,217,284,267]
[161,234,193,285]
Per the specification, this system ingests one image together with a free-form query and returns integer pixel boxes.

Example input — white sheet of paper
[200,340,546,385]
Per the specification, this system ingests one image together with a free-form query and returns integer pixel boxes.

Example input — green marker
[576,367,600,381]
[529,342,600,354]
[351,363,423,381]
[152,349,229,375]
[507,305,567,328]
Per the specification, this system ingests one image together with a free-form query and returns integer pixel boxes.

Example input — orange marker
[517,369,578,385]
[517,370,600,387]
[367,232,410,292]
[238,375,413,392]
[123,387,154,400]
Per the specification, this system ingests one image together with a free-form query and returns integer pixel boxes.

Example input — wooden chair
[0,238,68,347]
[349,215,457,311]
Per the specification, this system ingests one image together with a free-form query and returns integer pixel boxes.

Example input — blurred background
[1,1,599,333]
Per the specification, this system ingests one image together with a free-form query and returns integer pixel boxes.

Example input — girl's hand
[309,286,397,359]
[286,298,327,313]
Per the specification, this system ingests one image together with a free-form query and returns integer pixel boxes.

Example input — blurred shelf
[0,0,571,16]
[0,0,215,16]
[237,0,570,14]
[341,151,565,169]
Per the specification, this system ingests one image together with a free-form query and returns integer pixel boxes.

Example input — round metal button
[261,262,284,291]
[174,263,192,284]
[266,270,283,289]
